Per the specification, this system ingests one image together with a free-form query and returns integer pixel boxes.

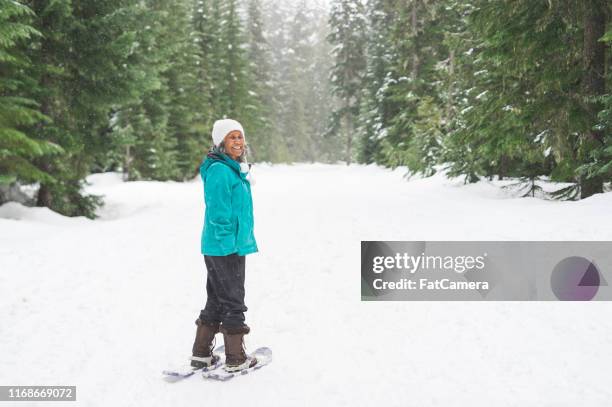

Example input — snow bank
[0,202,87,225]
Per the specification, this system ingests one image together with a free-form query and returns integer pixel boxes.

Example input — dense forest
[1,0,611,217]
[333,0,611,200]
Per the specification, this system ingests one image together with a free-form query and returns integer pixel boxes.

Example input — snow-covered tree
[357,0,394,164]
[327,0,367,164]
[245,0,284,162]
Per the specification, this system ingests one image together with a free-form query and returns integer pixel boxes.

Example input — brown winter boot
[221,325,258,372]
[191,319,220,368]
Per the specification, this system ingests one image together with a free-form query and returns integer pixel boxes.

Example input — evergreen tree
[359,0,610,200]
[22,0,146,216]
[123,0,177,181]
[578,24,612,188]
[578,0,609,197]
[166,0,209,179]
[0,0,59,191]
[198,0,263,162]
[284,1,316,161]
[444,0,609,198]
[327,0,367,164]
[310,3,337,162]
[245,0,284,162]
[192,0,216,112]
[357,0,396,164]
[376,1,449,175]
[192,0,219,153]
[261,0,292,159]
[114,0,205,181]
[219,0,250,118]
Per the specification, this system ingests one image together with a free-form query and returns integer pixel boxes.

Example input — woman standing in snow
[190,119,258,373]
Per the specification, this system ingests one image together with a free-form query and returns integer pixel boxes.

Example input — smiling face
[223,130,244,160]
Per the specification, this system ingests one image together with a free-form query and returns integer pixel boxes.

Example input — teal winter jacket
[200,152,258,256]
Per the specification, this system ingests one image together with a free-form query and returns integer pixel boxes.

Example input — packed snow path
[1,164,612,406]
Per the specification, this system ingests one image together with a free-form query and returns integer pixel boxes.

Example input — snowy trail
[1,164,612,406]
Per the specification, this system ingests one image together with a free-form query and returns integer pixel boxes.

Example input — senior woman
[190,118,258,373]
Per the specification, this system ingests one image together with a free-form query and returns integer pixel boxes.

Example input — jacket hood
[200,151,246,182]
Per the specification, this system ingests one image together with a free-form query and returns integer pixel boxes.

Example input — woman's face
[223,130,244,160]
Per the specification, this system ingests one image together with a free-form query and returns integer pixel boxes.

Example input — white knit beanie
[212,119,245,147]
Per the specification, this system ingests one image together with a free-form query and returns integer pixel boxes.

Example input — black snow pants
[199,253,248,329]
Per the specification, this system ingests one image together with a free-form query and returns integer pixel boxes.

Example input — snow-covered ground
[1,164,612,407]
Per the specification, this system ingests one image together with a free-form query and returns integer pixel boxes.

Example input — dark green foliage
[357,0,395,164]
[358,0,453,175]
[1,0,334,216]
[2,0,609,215]
[357,0,611,199]
[576,20,612,192]
[21,0,146,217]
[0,0,60,188]
[448,1,585,187]
[114,0,193,181]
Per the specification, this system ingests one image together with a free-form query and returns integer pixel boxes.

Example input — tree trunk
[446,49,455,121]
[498,154,508,180]
[411,0,420,80]
[36,184,53,207]
[346,103,353,165]
[580,0,607,199]
[33,0,55,208]
[124,145,132,181]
